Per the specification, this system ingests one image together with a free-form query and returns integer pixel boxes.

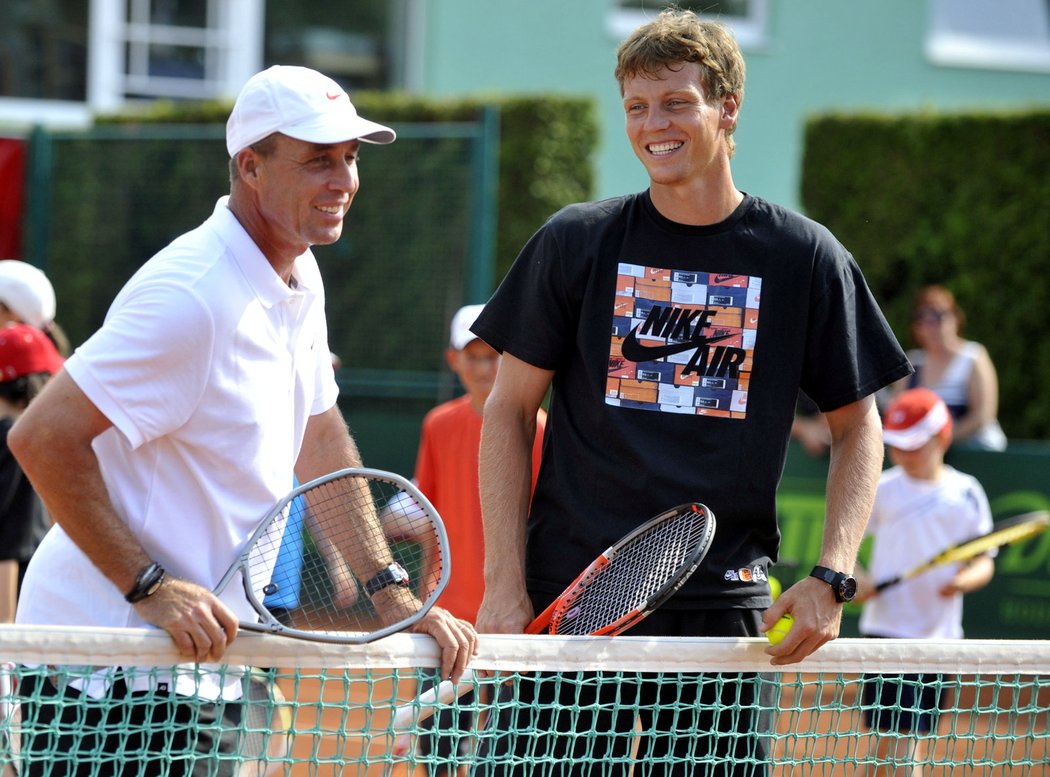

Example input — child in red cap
[0,323,64,621]
[854,387,994,775]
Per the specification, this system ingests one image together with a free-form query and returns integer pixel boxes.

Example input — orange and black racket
[391,502,715,749]
[524,501,716,635]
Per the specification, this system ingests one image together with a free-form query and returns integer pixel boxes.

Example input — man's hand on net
[409,606,479,683]
[133,577,239,663]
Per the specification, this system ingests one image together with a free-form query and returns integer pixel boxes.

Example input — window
[608,1,770,49]
[87,0,264,110]
[0,0,89,102]
[927,0,1050,73]
[263,1,394,92]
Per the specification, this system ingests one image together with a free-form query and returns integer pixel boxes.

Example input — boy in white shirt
[855,387,994,776]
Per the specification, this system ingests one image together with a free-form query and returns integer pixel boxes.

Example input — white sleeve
[64,281,214,450]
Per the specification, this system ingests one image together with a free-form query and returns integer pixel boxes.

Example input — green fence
[24,115,500,463]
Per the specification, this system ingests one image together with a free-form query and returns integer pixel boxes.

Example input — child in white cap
[408,304,546,775]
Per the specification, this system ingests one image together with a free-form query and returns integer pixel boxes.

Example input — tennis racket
[875,510,1049,592]
[390,502,716,751]
[212,467,450,643]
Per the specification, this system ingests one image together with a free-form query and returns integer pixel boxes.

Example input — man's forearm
[820,398,884,571]
[478,405,535,593]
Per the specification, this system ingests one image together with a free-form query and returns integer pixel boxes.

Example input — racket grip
[874,576,900,592]
[392,669,475,732]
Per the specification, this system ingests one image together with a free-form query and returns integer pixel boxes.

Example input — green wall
[422,0,1050,212]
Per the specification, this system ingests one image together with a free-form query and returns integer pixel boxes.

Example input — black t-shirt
[472,192,911,609]
[0,417,51,565]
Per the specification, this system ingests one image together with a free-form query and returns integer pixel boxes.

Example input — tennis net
[1,625,1047,775]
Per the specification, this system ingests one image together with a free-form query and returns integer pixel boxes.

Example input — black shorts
[860,672,947,735]
[471,603,774,777]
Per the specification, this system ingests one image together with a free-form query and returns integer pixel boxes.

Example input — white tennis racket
[213,467,450,643]
[391,502,716,753]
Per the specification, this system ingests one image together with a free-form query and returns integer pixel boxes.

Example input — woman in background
[900,285,1006,451]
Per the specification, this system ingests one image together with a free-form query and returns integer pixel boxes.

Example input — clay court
[271,668,1050,776]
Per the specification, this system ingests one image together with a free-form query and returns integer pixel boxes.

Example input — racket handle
[874,576,901,592]
[391,669,475,755]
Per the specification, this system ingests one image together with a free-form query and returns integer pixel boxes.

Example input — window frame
[87,0,263,110]
[607,0,770,50]
[926,0,1050,74]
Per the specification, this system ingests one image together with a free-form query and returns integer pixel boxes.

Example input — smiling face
[622,62,738,195]
[233,133,361,269]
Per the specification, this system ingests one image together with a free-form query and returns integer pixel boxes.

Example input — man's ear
[720,93,741,129]
[235,148,261,185]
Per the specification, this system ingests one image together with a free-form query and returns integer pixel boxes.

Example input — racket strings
[552,509,713,635]
[244,474,444,634]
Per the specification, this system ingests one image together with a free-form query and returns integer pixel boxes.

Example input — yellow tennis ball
[766,614,794,645]
[769,575,782,601]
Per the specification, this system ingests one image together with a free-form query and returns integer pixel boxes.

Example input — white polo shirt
[17,197,339,698]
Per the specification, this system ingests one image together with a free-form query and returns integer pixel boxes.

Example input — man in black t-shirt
[469,9,911,776]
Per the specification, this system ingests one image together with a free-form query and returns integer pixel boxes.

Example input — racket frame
[875,510,1049,592]
[526,502,716,636]
[213,467,451,644]
[392,501,716,741]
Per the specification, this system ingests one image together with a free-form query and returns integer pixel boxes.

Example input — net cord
[3,626,1048,675]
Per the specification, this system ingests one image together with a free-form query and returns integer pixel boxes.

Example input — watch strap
[364,563,409,597]
[809,565,855,603]
[125,562,166,603]
[809,565,839,587]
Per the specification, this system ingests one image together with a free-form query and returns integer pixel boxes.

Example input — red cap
[0,323,64,382]
[882,387,953,451]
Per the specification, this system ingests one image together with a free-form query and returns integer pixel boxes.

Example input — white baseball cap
[0,260,57,330]
[226,65,396,157]
[449,304,486,350]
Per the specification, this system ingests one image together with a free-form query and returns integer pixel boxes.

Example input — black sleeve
[799,249,912,412]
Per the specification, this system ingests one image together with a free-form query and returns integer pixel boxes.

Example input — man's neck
[226,190,300,284]
[649,179,744,226]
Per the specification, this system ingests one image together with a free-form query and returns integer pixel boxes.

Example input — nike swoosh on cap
[620,327,736,363]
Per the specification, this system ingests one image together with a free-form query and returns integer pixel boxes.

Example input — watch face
[839,576,858,602]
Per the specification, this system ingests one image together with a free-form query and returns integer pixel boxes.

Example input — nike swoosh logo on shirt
[620,328,736,362]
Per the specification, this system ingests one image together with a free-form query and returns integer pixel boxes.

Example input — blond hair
[615,8,746,157]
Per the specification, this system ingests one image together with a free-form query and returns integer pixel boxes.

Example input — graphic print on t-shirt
[607,263,759,417]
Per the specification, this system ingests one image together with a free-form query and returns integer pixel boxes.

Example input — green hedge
[801,109,1050,441]
[106,92,597,284]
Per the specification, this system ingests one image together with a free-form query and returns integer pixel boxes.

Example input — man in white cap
[9,66,476,775]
